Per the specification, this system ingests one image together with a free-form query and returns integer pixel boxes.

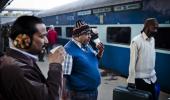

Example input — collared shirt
[11,47,38,61]
[63,38,97,75]
[72,38,85,51]
[127,32,156,84]
[62,54,73,75]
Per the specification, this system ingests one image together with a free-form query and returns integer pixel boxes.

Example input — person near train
[0,15,65,100]
[127,18,159,100]
[47,25,58,53]
[62,20,104,100]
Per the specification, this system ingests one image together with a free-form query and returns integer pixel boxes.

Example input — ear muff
[13,34,31,49]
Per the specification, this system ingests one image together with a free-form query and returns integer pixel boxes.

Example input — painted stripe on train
[155,52,170,93]
[103,44,170,91]
[42,10,170,25]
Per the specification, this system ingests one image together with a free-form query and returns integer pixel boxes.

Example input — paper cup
[50,45,62,54]
[93,38,101,45]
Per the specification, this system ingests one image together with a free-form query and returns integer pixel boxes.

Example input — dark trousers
[135,79,158,100]
[70,90,98,100]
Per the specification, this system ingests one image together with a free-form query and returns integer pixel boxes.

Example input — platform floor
[37,57,170,100]
[98,74,170,100]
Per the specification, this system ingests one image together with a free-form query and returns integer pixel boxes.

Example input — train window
[54,27,62,36]
[90,27,97,29]
[155,27,170,50]
[66,27,73,37]
[65,27,97,37]
[46,27,61,36]
[107,27,131,44]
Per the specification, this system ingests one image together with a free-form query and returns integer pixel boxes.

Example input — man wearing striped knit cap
[63,20,104,100]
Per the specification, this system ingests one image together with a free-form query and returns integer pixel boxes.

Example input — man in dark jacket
[0,15,65,100]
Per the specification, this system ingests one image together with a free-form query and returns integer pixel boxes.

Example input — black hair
[0,52,4,57]
[10,15,43,40]
[141,18,158,33]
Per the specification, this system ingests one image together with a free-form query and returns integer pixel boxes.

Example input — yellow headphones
[13,34,31,49]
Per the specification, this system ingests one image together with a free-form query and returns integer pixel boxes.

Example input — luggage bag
[113,86,152,100]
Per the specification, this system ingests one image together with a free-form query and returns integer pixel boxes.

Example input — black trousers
[135,79,158,100]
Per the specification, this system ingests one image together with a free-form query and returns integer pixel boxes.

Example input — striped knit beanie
[72,20,91,36]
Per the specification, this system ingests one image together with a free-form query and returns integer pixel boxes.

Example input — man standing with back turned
[127,18,159,100]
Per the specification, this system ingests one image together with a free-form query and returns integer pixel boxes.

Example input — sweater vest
[64,41,101,91]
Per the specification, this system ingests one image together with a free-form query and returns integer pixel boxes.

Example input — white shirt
[127,32,157,84]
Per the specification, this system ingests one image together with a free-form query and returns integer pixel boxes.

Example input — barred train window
[66,27,73,37]
[155,27,170,50]
[107,27,131,44]
[91,27,97,29]
[46,27,61,36]
[66,27,96,37]
[54,27,62,36]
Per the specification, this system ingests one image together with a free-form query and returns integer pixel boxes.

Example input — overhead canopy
[38,0,142,17]
[0,0,13,12]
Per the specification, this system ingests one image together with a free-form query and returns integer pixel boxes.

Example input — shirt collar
[11,47,38,61]
[72,38,82,49]
[142,32,149,40]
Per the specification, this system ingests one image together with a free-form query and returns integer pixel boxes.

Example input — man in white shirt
[127,18,159,100]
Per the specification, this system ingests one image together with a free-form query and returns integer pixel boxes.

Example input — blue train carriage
[38,0,170,93]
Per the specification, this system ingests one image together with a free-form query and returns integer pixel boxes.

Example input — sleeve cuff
[49,63,62,71]
[127,76,135,84]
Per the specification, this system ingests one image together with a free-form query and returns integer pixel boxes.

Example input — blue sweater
[64,40,101,91]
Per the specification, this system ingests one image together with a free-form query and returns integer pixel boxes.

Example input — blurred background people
[47,25,58,53]
[0,24,10,53]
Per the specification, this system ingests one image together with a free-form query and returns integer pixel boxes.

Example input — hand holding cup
[48,45,66,64]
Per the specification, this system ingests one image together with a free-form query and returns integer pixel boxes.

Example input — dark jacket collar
[5,48,34,66]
